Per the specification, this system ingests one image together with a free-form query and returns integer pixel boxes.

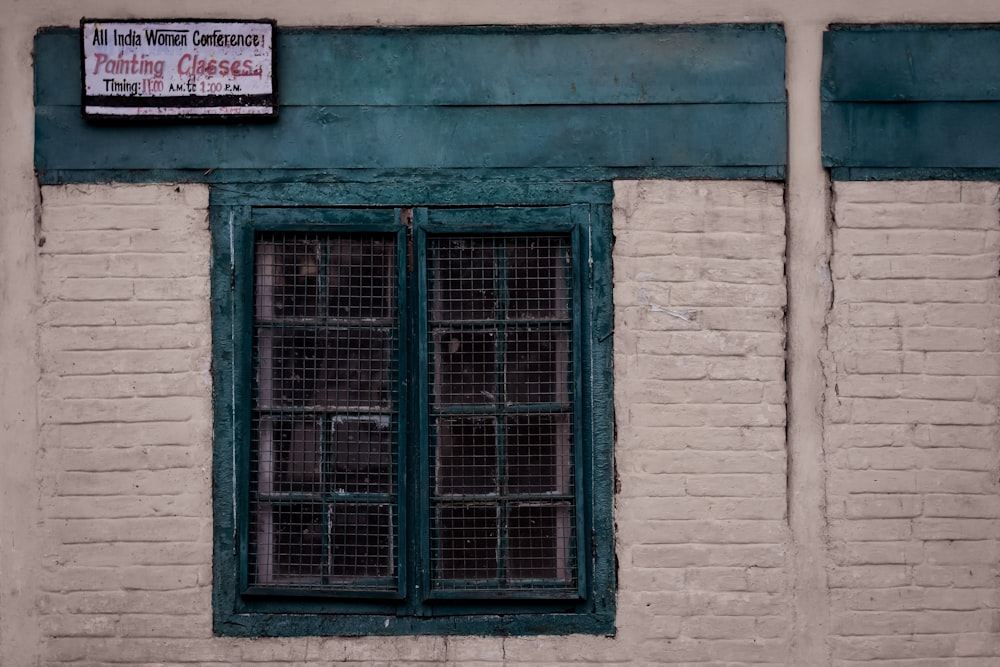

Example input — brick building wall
[826,182,1000,666]
[33,180,802,665]
[25,179,1000,665]
[37,185,215,660]
[613,180,790,662]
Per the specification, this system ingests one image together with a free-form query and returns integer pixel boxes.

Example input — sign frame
[81,18,278,121]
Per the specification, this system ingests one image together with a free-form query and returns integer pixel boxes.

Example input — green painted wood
[212,191,616,635]
[229,179,616,208]
[37,24,785,107]
[823,101,1000,169]
[832,167,1000,181]
[210,204,240,633]
[36,24,786,175]
[215,608,613,637]
[423,205,578,228]
[822,25,1000,179]
[36,103,786,171]
[33,29,81,107]
[823,25,1000,102]
[36,166,786,187]
[280,25,785,107]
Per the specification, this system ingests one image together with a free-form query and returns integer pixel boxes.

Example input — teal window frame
[211,183,616,636]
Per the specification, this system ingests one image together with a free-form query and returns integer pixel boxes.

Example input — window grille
[214,200,614,636]
[426,235,577,596]
[250,232,400,592]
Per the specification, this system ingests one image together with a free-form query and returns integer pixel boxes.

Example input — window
[213,199,614,636]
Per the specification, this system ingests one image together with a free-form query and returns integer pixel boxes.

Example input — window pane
[254,503,325,586]
[506,413,572,495]
[256,416,323,495]
[505,328,570,405]
[428,238,497,321]
[327,237,397,319]
[508,503,572,581]
[434,504,499,581]
[432,330,497,406]
[256,238,323,320]
[328,419,393,495]
[507,236,571,320]
[250,231,399,592]
[329,503,394,579]
[434,418,498,496]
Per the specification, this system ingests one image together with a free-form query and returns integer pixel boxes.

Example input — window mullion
[494,241,509,587]
[409,207,432,615]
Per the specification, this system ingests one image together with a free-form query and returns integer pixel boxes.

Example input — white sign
[82,19,276,119]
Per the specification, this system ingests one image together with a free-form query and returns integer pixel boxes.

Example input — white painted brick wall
[37,184,218,662]
[43,181,998,665]
[613,180,790,664]
[36,181,793,665]
[826,182,1000,666]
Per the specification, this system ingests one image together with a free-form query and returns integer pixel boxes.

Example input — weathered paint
[34,25,787,175]
[823,25,1000,177]
[211,188,616,635]
[40,25,787,106]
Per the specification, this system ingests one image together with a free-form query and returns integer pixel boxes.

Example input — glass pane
[255,503,325,585]
[257,237,323,320]
[264,328,391,409]
[506,413,572,495]
[434,504,499,581]
[508,503,571,581]
[432,330,497,406]
[327,236,397,320]
[329,503,394,579]
[507,236,571,320]
[428,238,496,321]
[328,419,393,495]
[256,416,323,495]
[505,328,570,405]
[434,418,497,495]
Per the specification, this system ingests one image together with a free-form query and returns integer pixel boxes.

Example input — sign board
[81,19,277,119]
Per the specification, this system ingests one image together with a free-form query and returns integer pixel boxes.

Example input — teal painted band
[38,24,785,107]
[36,166,786,186]
[36,103,786,171]
[823,101,1000,169]
[35,25,786,175]
[832,167,1000,181]
[822,25,1000,177]
[823,25,1000,102]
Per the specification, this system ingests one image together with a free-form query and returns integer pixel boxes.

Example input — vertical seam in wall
[784,184,793,531]
[785,21,834,667]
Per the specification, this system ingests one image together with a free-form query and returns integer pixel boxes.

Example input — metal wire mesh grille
[250,232,398,590]
[426,234,577,593]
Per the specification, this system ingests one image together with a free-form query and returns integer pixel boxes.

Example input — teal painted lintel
[37,166,786,189]
[832,166,1000,181]
[35,24,787,176]
[823,24,1000,102]
[823,100,1000,170]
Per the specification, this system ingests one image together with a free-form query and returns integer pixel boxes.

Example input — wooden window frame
[211,184,616,637]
